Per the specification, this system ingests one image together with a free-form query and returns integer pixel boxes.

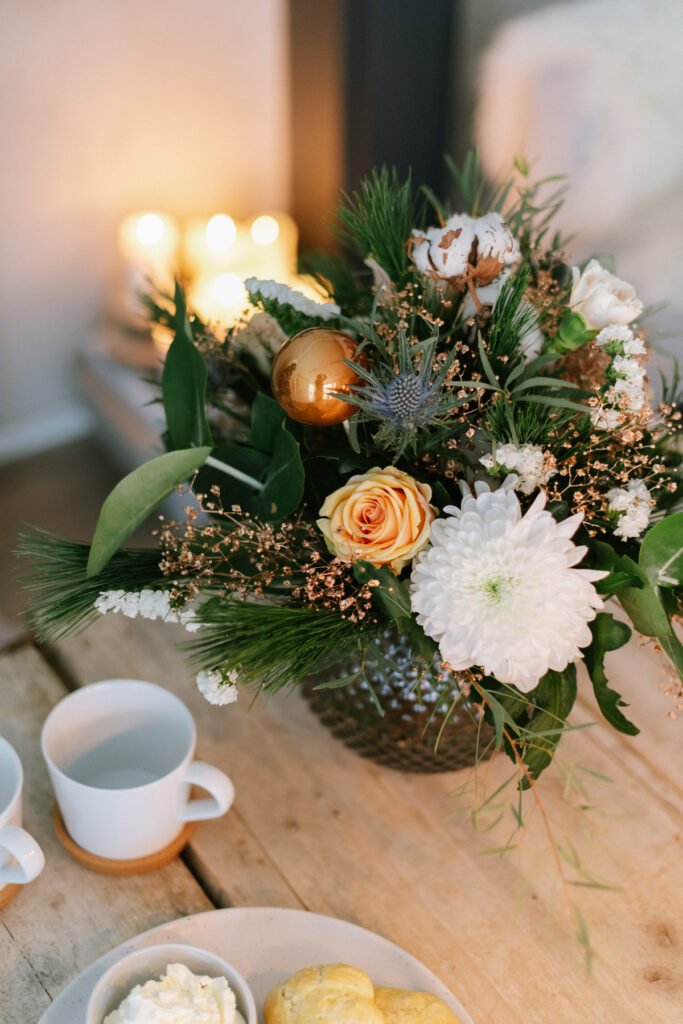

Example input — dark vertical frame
[289,0,458,251]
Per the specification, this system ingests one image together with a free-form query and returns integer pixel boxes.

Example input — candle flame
[251,214,280,246]
[206,214,237,252]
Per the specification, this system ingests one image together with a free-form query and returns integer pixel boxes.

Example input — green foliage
[617,554,683,678]
[353,560,438,663]
[336,167,416,285]
[584,613,638,735]
[444,149,512,218]
[196,395,304,521]
[86,447,212,577]
[17,531,165,641]
[639,511,683,589]
[482,666,578,784]
[162,283,214,450]
[486,268,537,363]
[188,599,382,693]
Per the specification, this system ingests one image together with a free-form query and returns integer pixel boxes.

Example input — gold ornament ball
[271,327,361,426]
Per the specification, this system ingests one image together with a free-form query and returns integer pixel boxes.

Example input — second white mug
[0,736,45,890]
[41,679,234,860]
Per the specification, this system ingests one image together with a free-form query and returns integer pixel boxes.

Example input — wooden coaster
[52,804,196,876]
[0,882,22,911]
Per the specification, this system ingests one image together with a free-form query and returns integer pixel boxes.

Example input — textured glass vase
[303,630,494,773]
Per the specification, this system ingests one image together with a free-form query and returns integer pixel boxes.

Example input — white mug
[41,679,234,860]
[0,737,46,889]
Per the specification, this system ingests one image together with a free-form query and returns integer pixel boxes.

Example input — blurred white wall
[475,0,683,361]
[0,0,290,460]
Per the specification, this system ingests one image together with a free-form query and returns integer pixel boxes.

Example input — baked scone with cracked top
[264,964,384,1024]
[374,986,461,1024]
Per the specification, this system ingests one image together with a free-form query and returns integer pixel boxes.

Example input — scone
[264,964,384,1024]
[374,986,461,1024]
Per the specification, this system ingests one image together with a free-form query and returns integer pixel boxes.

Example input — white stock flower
[410,478,604,691]
[245,278,340,320]
[570,260,642,330]
[595,324,646,355]
[94,589,200,632]
[607,479,653,539]
[196,669,239,706]
[480,443,556,495]
[410,211,519,287]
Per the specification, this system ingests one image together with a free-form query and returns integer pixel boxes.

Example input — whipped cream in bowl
[86,943,257,1024]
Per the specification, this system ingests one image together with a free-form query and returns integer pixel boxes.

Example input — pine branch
[16,530,166,641]
[188,599,382,693]
[336,167,416,285]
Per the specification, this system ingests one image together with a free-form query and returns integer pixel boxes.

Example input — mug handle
[179,761,235,822]
[0,824,46,885]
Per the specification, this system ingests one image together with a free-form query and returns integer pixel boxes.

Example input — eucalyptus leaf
[86,446,212,577]
[617,554,683,678]
[162,283,214,449]
[639,511,683,589]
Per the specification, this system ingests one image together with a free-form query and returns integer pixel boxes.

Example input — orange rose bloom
[317,466,435,573]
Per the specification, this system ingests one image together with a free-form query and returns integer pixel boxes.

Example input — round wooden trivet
[0,882,23,911]
[52,804,196,876]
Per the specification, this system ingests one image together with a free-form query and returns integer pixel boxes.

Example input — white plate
[39,907,473,1024]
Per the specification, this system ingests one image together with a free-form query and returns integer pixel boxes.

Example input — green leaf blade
[86,446,211,577]
[584,612,638,736]
[162,283,214,450]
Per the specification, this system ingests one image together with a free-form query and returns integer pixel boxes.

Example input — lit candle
[247,211,298,281]
[183,213,241,276]
[189,271,248,333]
[117,212,180,324]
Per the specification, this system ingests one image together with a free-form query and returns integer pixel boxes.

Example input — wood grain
[54,614,683,1023]
[0,645,212,1012]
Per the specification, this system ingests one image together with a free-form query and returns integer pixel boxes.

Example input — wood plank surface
[0,645,213,1016]
[53,614,683,1023]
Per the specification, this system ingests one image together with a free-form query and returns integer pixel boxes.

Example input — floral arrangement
[22,154,683,789]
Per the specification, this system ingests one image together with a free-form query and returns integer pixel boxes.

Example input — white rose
[570,260,642,330]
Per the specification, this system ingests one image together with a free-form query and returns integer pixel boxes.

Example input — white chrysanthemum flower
[95,589,201,632]
[196,669,239,706]
[480,443,556,495]
[245,278,340,320]
[410,477,605,691]
[607,479,653,539]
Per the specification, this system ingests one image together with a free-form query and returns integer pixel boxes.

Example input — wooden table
[1,614,682,1022]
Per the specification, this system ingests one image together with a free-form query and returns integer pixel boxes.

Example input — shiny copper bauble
[271,327,361,426]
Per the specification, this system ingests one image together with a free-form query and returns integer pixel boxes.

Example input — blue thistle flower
[343,333,460,456]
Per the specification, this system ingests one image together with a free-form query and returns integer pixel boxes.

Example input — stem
[205,456,265,492]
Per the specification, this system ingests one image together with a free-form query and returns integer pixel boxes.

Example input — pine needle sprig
[188,599,383,694]
[486,267,536,363]
[17,530,166,641]
[336,167,416,285]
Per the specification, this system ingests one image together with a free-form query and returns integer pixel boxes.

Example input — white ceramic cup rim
[0,737,23,819]
[40,679,197,794]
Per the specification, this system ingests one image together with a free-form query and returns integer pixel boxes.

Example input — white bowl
[86,942,257,1024]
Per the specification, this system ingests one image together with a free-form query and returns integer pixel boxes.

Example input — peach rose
[317,466,436,573]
